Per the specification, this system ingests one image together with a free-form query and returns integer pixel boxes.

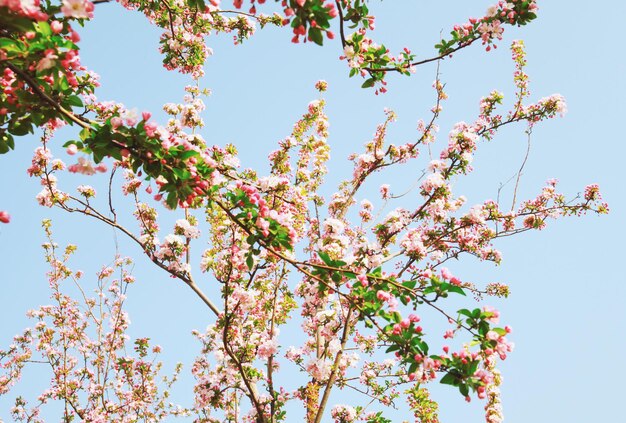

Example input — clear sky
[1,1,625,422]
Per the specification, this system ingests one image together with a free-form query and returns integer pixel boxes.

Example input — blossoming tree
[0,1,608,422]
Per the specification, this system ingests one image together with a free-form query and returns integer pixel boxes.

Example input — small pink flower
[408,314,420,323]
[61,0,94,19]
[376,290,390,301]
[486,330,499,341]
[36,49,58,72]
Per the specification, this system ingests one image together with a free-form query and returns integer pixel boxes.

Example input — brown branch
[361,38,480,74]
[511,129,532,210]
[4,62,93,129]
[313,307,354,423]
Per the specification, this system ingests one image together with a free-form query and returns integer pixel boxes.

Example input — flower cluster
[0,2,610,423]
[2,222,181,421]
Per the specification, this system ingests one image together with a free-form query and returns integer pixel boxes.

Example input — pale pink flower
[36,49,57,72]
[61,0,94,19]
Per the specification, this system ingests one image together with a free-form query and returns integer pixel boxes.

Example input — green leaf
[172,168,191,180]
[415,339,428,354]
[166,191,178,209]
[308,27,324,46]
[440,372,458,386]
[318,251,332,266]
[361,78,375,89]
[79,127,93,141]
[458,308,473,318]
[178,150,199,160]
[30,112,48,126]
[0,132,15,154]
[246,254,254,270]
[8,120,33,136]
[92,148,105,164]
[369,267,382,277]
[459,383,469,397]
[0,15,34,33]
[0,38,23,55]
[66,95,83,108]
[442,283,466,296]
[385,344,400,353]
[36,22,52,37]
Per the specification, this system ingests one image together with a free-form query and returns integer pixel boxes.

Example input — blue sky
[1,1,625,421]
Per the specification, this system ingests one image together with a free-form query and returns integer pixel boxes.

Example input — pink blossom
[376,290,390,302]
[380,184,390,199]
[440,267,453,281]
[36,49,58,72]
[483,305,500,324]
[61,0,94,19]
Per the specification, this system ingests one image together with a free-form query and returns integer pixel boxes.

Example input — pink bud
[66,144,78,155]
[51,21,63,34]
[0,211,10,224]
[70,30,80,43]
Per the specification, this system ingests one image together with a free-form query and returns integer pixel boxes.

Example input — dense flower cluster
[0,1,609,422]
